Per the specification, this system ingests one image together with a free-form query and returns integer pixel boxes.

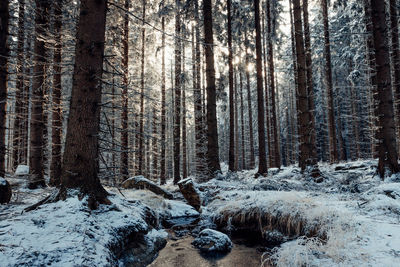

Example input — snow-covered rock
[0,177,11,204]
[192,229,232,253]
[15,165,29,176]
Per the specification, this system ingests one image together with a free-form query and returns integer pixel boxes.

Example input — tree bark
[29,0,51,188]
[194,0,206,176]
[49,0,63,186]
[321,0,338,163]
[389,0,400,151]
[289,0,298,164]
[363,0,378,158]
[202,0,221,178]
[0,0,8,177]
[182,38,187,179]
[21,33,32,165]
[120,0,130,181]
[137,0,146,175]
[254,0,268,176]
[173,0,182,184]
[160,16,166,184]
[262,10,272,168]
[61,0,108,203]
[239,65,246,170]
[227,0,235,172]
[370,0,400,177]
[244,31,255,169]
[302,0,318,164]
[12,0,25,171]
[293,0,318,171]
[266,0,281,168]
[234,71,239,170]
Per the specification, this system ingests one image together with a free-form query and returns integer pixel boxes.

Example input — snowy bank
[0,190,165,267]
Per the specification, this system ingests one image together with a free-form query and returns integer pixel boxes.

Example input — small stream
[149,215,268,267]
[149,235,264,267]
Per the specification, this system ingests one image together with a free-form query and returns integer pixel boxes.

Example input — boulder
[178,178,202,211]
[0,178,12,204]
[263,230,287,246]
[122,176,173,200]
[192,229,232,253]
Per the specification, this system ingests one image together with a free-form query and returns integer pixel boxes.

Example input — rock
[178,178,202,211]
[192,229,232,253]
[314,176,324,183]
[263,230,287,246]
[0,177,12,204]
[122,176,173,200]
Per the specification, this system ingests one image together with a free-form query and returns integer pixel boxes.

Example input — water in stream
[149,235,264,267]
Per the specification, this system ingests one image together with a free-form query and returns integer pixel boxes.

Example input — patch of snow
[15,165,29,176]
[0,190,153,267]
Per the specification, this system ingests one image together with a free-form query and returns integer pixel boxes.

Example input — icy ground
[0,159,399,266]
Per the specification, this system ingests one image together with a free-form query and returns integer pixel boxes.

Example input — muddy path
[149,235,264,267]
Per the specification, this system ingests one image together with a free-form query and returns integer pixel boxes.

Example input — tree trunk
[244,31,255,170]
[262,10,272,169]
[234,71,239,171]
[194,0,205,176]
[182,39,187,179]
[302,0,318,164]
[289,0,298,164]
[120,0,129,181]
[29,0,51,188]
[61,0,108,204]
[239,66,246,170]
[49,0,63,186]
[364,0,378,158]
[227,0,235,172]
[370,0,400,177]
[152,105,158,180]
[321,0,338,163]
[293,0,318,171]
[254,0,268,176]
[266,0,281,168]
[137,0,146,175]
[61,0,107,193]
[203,0,221,177]
[0,0,8,177]
[12,0,25,171]
[348,61,361,159]
[160,16,166,185]
[173,0,182,184]
[389,0,400,151]
[21,33,32,165]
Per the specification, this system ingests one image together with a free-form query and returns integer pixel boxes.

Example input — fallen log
[122,176,173,200]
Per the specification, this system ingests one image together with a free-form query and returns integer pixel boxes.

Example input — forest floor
[0,159,400,266]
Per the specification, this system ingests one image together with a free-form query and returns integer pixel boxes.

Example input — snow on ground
[0,177,7,186]
[107,188,199,221]
[14,165,29,176]
[0,160,399,266]
[201,160,400,266]
[0,190,163,267]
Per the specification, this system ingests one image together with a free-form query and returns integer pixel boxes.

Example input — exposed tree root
[214,207,326,243]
